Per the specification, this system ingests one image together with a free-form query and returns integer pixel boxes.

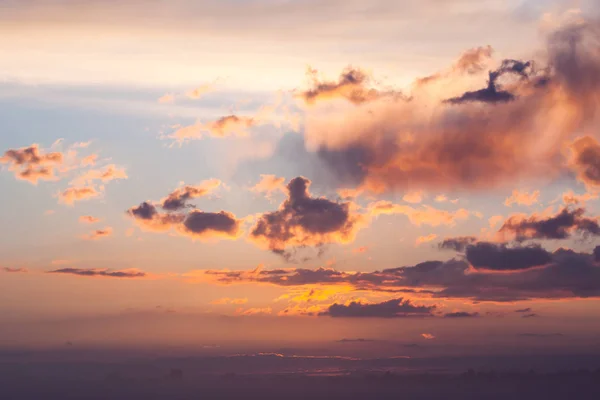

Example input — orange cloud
[403,190,424,204]
[210,297,248,305]
[70,164,128,185]
[302,22,600,194]
[160,179,221,211]
[158,93,175,104]
[0,144,63,184]
[415,234,437,246]
[504,189,540,207]
[250,174,286,198]
[80,154,98,167]
[415,45,493,88]
[167,115,255,142]
[570,136,600,189]
[352,246,369,254]
[79,215,100,224]
[186,84,213,99]
[58,185,101,205]
[368,201,471,227]
[488,215,503,228]
[298,67,402,105]
[82,227,113,240]
[562,189,598,205]
[237,307,272,316]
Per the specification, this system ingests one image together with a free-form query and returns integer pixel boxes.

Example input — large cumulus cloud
[302,21,600,193]
[249,177,366,257]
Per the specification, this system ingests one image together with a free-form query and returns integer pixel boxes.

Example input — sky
[1,0,600,359]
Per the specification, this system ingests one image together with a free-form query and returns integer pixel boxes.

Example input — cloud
[189,246,600,301]
[48,268,146,278]
[403,190,424,204]
[336,338,377,343]
[127,189,242,242]
[504,189,540,207]
[158,93,175,104]
[421,333,436,340]
[180,210,241,239]
[58,186,101,205]
[352,246,369,254]
[237,307,272,316]
[249,177,365,257]
[369,201,471,227]
[416,45,494,86]
[438,236,478,252]
[594,245,600,262]
[498,206,600,242]
[167,115,255,143]
[0,144,63,184]
[465,242,552,271]
[186,84,213,99]
[160,179,221,211]
[416,234,437,246]
[515,308,532,313]
[79,215,100,224]
[70,164,128,185]
[2,267,28,273]
[303,21,600,194]
[210,297,248,305]
[80,154,98,167]
[562,189,598,205]
[444,59,532,105]
[570,136,600,188]
[320,298,436,318]
[521,313,538,318]
[444,311,479,318]
[298,67,401,105]
[82,227,113,240]
[250,174,286,198]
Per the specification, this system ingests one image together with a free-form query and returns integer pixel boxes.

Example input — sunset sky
[1,0,600,356]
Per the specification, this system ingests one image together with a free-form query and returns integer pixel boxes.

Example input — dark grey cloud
[127,187,241,240]
[181,210,240,236]
[438,236,478,252]
[160,180,221,211]
[2,267,28,273]
[128,201,158,220]
[320,298,436,318]
[515,308,532,313]
[250,176,363,258]
[444,311,479,318]
[521,313,538,318]
[203,246,600,301]
[465,242,552,271]
[499,207,600,242]
[444,59,533,104]
[48,268,146,278]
